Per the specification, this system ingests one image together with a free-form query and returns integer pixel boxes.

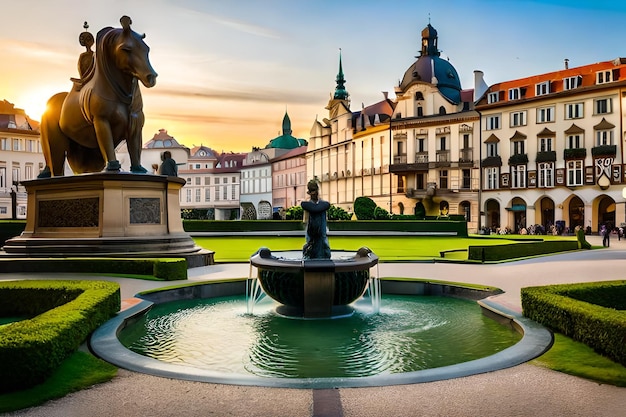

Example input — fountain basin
[249,247,379,318]
[90,278,553,389]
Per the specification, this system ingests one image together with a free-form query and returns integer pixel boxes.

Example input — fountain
[248,180,379,318]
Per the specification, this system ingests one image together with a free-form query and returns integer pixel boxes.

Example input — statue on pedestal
[301,179,331,259]
[38,16,157,177]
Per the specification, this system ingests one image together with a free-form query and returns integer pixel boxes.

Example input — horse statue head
[39,16,158,177]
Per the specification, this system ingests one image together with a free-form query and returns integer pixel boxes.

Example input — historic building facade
[476,58,626,233]
[0,100,44,219]
[308,24,483,231]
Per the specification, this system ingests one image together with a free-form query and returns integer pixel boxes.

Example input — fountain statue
[302,179,331,259]
[249,180,379,318]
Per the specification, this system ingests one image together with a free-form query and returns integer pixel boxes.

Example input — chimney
[473,70,488,102]
[564,58,569,69]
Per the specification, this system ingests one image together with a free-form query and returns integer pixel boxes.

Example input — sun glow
[17,87,64,122]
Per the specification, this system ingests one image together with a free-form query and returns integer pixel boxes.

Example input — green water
[119,295,521,379]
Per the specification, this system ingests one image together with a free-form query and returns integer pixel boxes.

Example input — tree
[328,204,351,221]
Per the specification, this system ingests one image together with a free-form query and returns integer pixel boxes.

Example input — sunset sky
[2,0,626,153]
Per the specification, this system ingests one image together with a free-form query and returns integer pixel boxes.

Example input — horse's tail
[40,92,70,177]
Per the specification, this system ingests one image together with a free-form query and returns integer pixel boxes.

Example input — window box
[563,148,587,160]
[536,151,556,163]
[591,145,616,157]
[508,153,528,165]
[482,156,502,167]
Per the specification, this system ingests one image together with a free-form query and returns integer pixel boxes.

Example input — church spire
[282,111,292,136]
[333,49,349,100]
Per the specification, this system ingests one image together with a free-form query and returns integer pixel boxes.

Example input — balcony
[508,153,529,165]
[482,155,502,167]
[536,150,556,163]
[459,148,473,163]
[563,148,586,160]
[435,150,450,167]
[591,145,616,157]
[393,154,407,164]
[415,152,428,163]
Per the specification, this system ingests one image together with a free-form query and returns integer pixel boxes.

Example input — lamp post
[10,180,18,220]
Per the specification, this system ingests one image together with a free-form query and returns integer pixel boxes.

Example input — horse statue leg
[128,103,147,173]
[93,117,121,172]
[38,92,71,177]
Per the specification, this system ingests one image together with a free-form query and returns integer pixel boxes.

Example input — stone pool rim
[90,278,553,389]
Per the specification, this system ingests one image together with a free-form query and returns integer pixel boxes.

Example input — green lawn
[193,234,579,262]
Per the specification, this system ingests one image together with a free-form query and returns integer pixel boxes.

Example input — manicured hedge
[0,280,120,392]
[468,240,578,261]
[0,220,26,246]
[0,258,187,280]
[327,220,468,236]
[183,220,305,232]
[521,281,626,367]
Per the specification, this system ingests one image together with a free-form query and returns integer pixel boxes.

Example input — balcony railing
[394,154,407,164]
[459,148,473,162]
[436,150,450,162]
[415,152,428,163]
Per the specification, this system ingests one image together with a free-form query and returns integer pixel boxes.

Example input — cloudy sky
[2,0,626,152]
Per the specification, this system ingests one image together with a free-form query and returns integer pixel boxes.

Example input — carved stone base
[3,173,212,265]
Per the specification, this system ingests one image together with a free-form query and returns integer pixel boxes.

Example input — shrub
[328,205,351,221]
[354,196,377,220]
[0,280,120,392]
[521,281,626,367]
[285,206,304,220]
[373,206,391,220]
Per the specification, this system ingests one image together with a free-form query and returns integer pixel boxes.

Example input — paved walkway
[3,235,626,416]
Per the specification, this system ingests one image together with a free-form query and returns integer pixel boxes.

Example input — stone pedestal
[3,173,212,265]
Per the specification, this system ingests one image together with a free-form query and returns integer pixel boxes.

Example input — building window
[25,165,33,180]
[462,169,471,189]
[185,188,192,202]
[231,186,236,200]
[535,81,550,96]
[486,115,500,130]
[485,167,498,189]
[12,167,20,182]
[512,140,525,155]
[223,186,228,200]
[565,103,584,119]
[195,164,201,169]
[0,167,5,189]
[439,170,448,189]
[537,106,555,123]
[567,134,582,149]
[510,111,526,127]
[205,189,211,202]
[508,88,521,100]
[195,188,201,202]
[0,138,7,150]
[596,130,613,146]
[195,177,201,185]
[486,142,499,157]
[539,137,553,152]
[594,98,612,114]
[438,136,447,151]
[12,138,20,151]
[567,160,584,186]
[487,92,499,103]
[204,177,211,185]
[511,165,526,188]
[416,138,426,152]
[538,162,554,188]
[564,76,582,90]
[215,188,220,201]
[596,70,613,84]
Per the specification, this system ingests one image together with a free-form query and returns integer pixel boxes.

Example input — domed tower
[398,23,462,104]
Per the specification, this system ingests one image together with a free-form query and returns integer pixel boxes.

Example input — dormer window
[563,76,582,90]
[508,88,521,100]
[596,70,613,84]
[487,92,499,104]
[535,81,550,96]
[415,92,424,100]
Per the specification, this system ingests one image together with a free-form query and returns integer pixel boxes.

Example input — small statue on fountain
[301,179,331,259]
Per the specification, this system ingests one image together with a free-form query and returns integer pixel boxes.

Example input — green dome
[266,112,308,149]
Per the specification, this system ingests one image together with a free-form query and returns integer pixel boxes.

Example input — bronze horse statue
[39,16,157,177]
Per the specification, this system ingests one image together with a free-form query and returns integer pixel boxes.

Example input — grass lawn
[193,234,579,262]
[0,351,117,413]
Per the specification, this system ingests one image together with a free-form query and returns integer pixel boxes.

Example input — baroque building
[308,24,482,231]
[0,100,44,219]
[476,58,626,233]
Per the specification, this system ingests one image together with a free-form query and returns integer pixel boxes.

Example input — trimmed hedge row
[0,258,187,280]
[329,220,468,236]
[521,281,626,367]
[0,280,121,392]
[468,240,579,261]
[183,220,305,232]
